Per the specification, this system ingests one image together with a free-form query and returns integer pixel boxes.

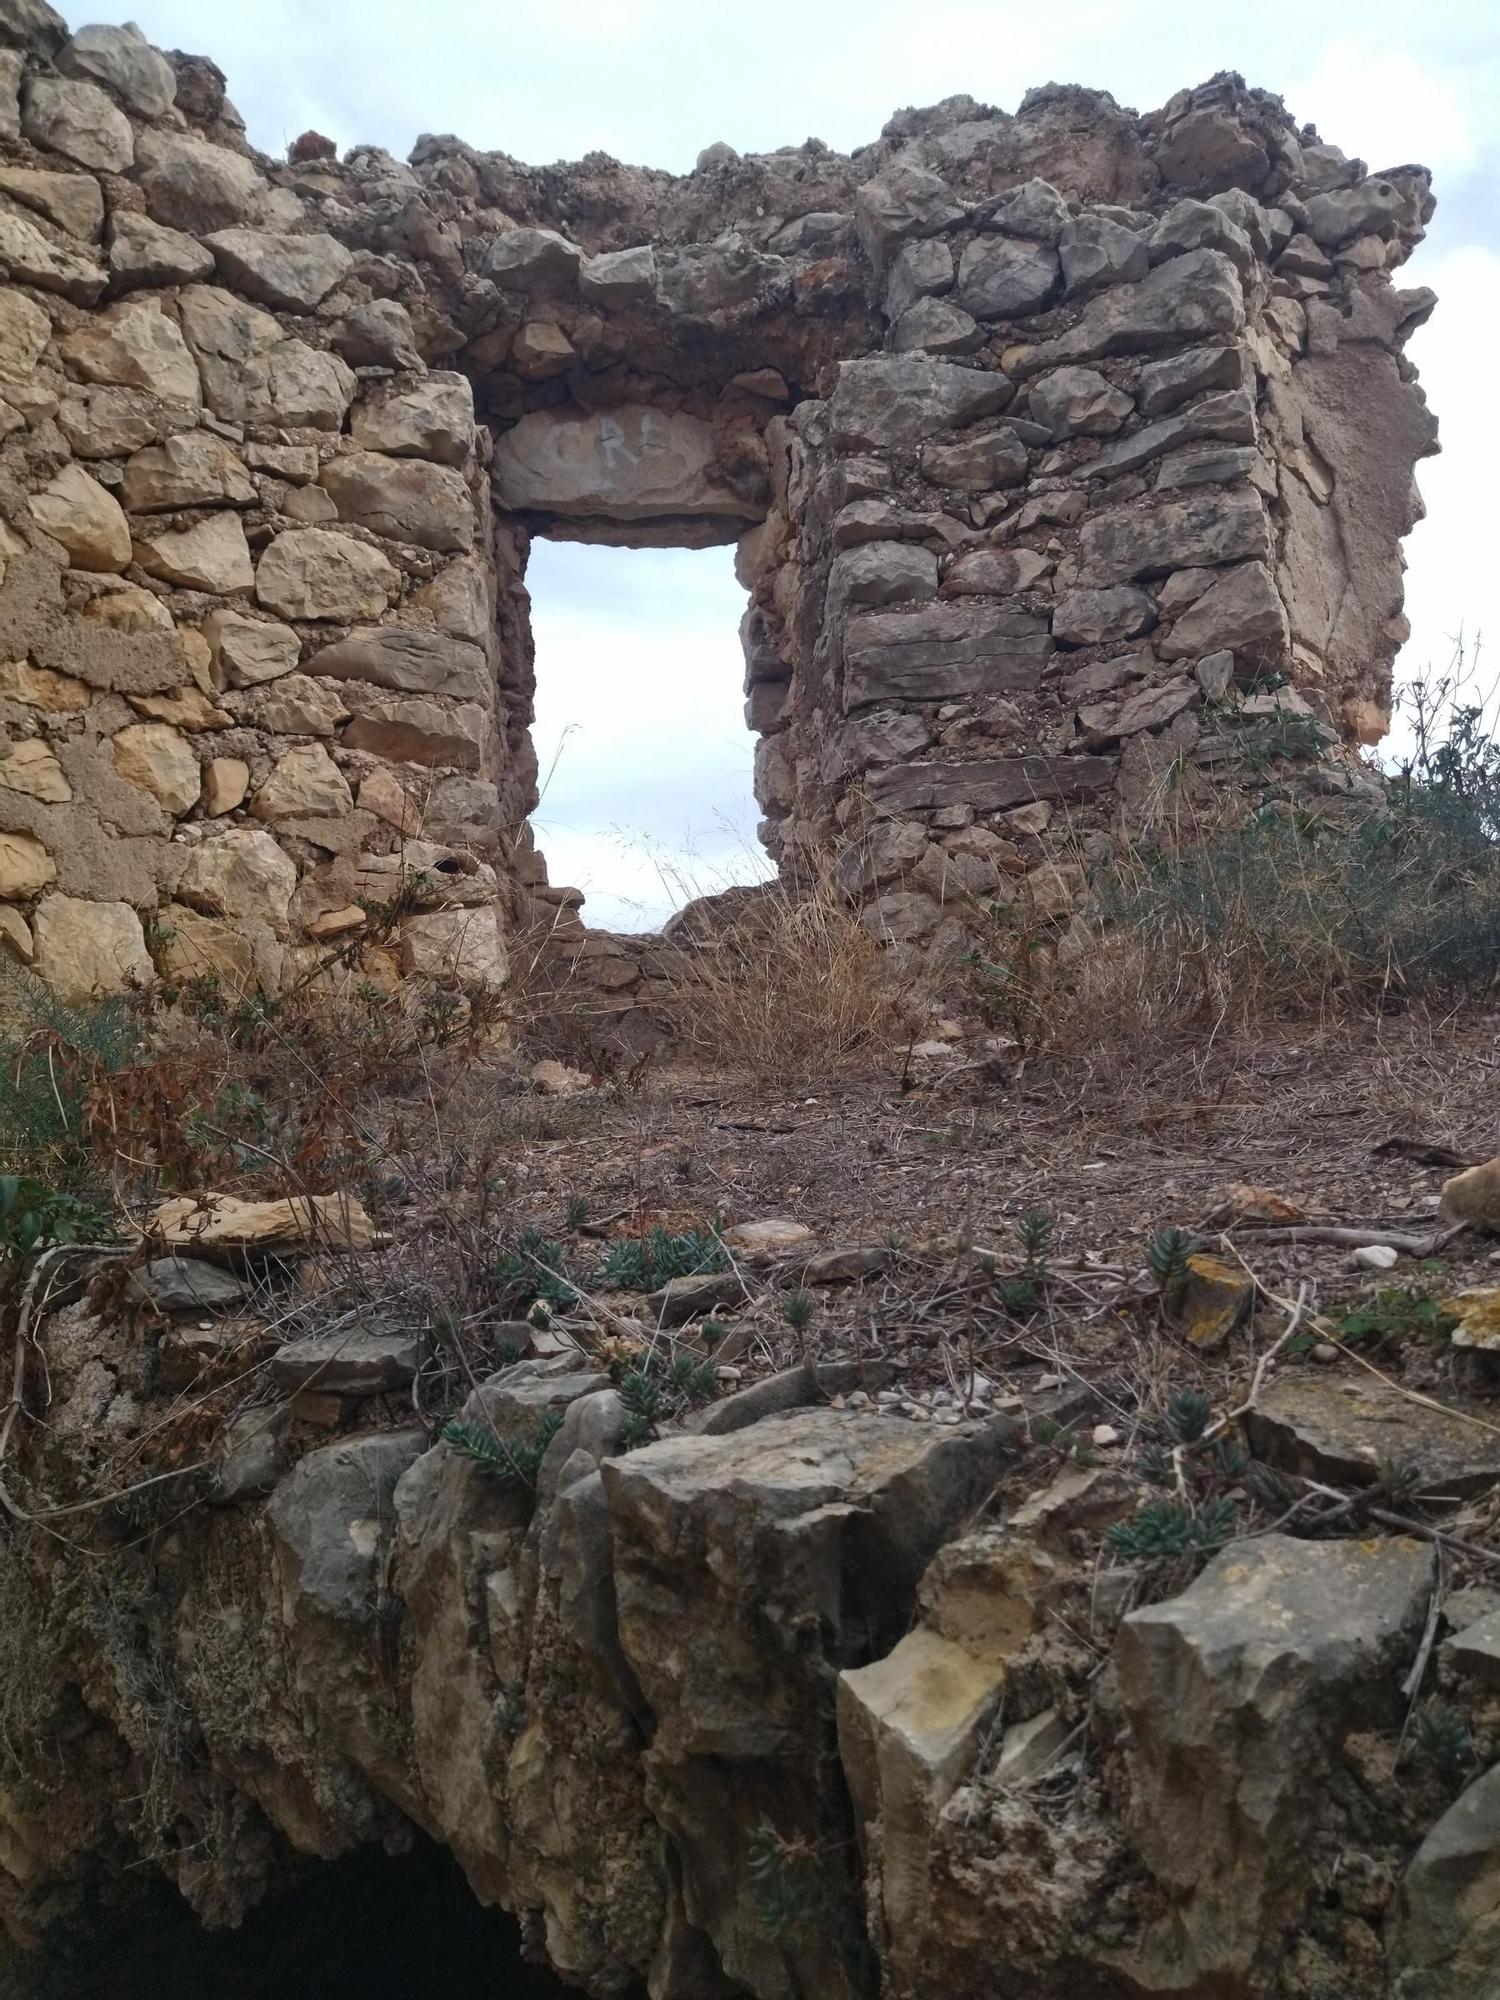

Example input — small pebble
[1350,1244,1399,1271]
[1311,1341,1339,1364]
[847,1390,871,1409]
[1092,1423,1121,1447]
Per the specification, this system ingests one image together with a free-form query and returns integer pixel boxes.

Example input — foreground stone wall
[0,1,1437,1004]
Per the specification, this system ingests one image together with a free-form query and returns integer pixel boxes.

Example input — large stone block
[1076,486,1270,585]
[868,754,1117,813]
[843,603,1052,708]
[305,627,491,704]
[493,406,757,523]
[827,355,1012,450]
[255,530,398,621]
[321,452,474,553]
[31,893,154,999]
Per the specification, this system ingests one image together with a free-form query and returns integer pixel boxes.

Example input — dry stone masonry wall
[0,0,1438,1006]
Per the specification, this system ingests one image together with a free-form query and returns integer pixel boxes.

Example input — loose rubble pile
[0,3,1437,1018]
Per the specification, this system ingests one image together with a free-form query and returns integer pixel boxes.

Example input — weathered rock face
[4,1285,1476,2000]
[0,9,1437,1008]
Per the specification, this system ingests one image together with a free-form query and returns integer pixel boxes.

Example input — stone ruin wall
[0,0,1439,1017]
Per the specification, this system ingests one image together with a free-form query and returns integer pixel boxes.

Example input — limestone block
[891,298,982,354]
[305,627,490,704]
[827,355,1012,451]
[0,905,32,962]
[0,829,56,898]
[493,406,756,522]
[31,893,154,1000]
[1159,559,1289,666]
[1076,486,1270,586]
[0,165,104,240]
[1155,107,1270,193]
[339,685,488,770]
[942,548,1052,596]
[252,743,353,822]
[112,722,200,814]
[853,164,964,271]
[204,610,300,687]
[483,225,582,293]
[255,530,398,621]
[133,515,254,594]
[120,433,256,512]
[351,373,475,467]
[0,209,105,303]
[511,321,573,378]
[578,243,656,303]
[983,177,1071,242]
[22,74,133,172]
[153,1190,377,1251]
[827,542,939,615]
[1059,213,1150,295]
[127,685,232,730]
[134,128,266,232]
[1084,386,1256,478]
[956,235,1059,319]
[1052,585,1157,646]
[321,452,474,553]
[107,212,215,289]
[0,737,71,802]
[59,299,201,410]
[1027,366,1133,439]
[1017,248,1245,370]
[357,767,420,835]
[1116,1535,1432,1990]
[0,659,89,710]
[399,906,507,986]
[30,464,132,571]
[1388,1764,1500,2000]
[58,385,183,458]
[885,236,955,318]
[1136,342,1248,417]
[177,828,298,934]
[333,298,423,369]
[919,428,1029,489]
[204,227,354,312]
[203,757,249,815]
[0,288,51,384]
[868,754,1117,814]
[236,672,349,737]
[843,603,1052,708]
[58,22,176,117]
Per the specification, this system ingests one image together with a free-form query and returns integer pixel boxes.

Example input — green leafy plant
[782,1290,814,1334]
[595,1226,725,1293]
[1336,1288,1459,1349]
[1409,1702,1474,1780]
[1145,1227,1200,1308]
[1165,1387,1213,1446]
[438,1410,564,1490]
[490,1226,577,1314]
[614,1347,720,1449]
[1016,1209,1054,1275]
[1107,1496,1237,1562]
[563,1193,591,1231]
[0,1175,112,1264]
[747,1818,835,1947]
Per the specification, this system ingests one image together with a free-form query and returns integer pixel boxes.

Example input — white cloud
[1284,44,1478,174]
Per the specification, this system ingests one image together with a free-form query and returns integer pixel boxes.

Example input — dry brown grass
[657,872,922,1081]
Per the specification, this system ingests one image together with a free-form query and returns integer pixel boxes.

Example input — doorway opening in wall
[526,541,776,934]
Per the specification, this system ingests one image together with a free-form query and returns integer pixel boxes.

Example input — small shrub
[1409,1702,1474,1780]
[1336,1288,1458,1350]
[595,1226,725,1293]
[1107,1496,1237,1562]
[438,1410,564,1489]
[1146,1228,1200,1308]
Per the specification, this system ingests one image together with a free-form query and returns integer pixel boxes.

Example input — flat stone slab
[1246,1373,1500,1501]
[1442,1610,1500,1689]
[127,1255,245,1310]
[270,1331,419,1394]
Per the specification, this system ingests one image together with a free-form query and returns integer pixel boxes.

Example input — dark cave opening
[1,1837,578,2000]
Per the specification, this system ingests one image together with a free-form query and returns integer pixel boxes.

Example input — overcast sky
[63,0,1500,927]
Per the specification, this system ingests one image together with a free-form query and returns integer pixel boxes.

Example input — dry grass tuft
[658,873,922,1081]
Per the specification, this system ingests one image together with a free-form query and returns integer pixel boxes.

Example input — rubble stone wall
[0,1,1438,1008]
